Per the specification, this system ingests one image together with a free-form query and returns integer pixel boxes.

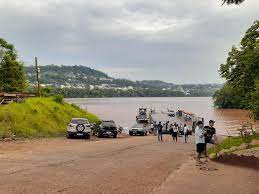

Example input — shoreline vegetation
[208,133,259,157]
[47,87,214,98]
[213,21,259,120]
[0,97,99,139]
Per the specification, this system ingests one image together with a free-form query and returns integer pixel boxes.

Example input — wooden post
[35,57,40,96]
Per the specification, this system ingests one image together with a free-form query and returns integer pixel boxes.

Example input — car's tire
[86,134,90,139]
[97,133,102,138]
[66,133,71,139]
[113,134,117,138]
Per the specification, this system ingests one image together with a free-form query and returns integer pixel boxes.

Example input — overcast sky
[0,0,258,84]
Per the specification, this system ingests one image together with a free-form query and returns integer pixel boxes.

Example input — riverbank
[0,97,99,139]
[0,135,258,194]
[208,133,259,156]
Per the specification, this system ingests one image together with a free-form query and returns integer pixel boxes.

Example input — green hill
[0,97,99,138]
[25,65,113,87]
[24,64,222,97]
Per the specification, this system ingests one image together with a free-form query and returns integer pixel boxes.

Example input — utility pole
[35,57,40,96]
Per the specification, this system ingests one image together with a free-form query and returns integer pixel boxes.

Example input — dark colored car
[97,120,118,138]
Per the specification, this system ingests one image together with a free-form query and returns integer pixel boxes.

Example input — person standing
[157,121,163,141]
[153,121,157,136]
[204,120,217,160]
[165,121,169,133]
[172,124,178,142]
[179,124,183,135]
[183,124,189,143]
[169,124,174,135]
[150,122,154,133]
[195,121,205,164]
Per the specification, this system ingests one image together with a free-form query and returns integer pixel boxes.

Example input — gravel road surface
[0,135,258,194]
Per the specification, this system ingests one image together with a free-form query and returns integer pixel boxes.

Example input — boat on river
[136,108,149,123]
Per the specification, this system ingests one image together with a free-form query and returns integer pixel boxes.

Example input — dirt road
[0,135,258,194]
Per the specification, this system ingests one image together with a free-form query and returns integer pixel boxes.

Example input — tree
[214,21,259,119]
[222,0,245,5]
[213,83,242,108]
[251,81,259,120]
[0,38,26,92]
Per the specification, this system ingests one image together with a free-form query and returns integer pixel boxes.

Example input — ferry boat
[136,108,149,123]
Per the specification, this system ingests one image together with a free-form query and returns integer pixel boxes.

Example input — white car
[129,123,148,136]
[67,118,91,139]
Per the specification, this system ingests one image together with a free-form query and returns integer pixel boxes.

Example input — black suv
[97,120,118,138]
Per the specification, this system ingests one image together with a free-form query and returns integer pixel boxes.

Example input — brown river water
[66,97,258,136]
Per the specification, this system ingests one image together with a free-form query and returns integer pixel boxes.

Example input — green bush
[0,97,99,138]
[208,133,259,154]
[52,95,64,104]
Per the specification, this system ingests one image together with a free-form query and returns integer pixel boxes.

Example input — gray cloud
[0,0,258,84]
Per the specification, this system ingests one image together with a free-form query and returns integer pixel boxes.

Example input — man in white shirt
[195,121,205,164]
[183,124,189,143]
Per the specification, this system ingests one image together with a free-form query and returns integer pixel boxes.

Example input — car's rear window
[102,121,116,127]
[71,119,89,124]
[132,124,144,128]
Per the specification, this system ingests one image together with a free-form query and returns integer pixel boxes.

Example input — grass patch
[208,133,259,155]
[0,97,99,138]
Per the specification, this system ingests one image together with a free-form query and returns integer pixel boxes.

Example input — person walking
[157,121,163,141]
[195,121,205,165]
[183,124,189,143]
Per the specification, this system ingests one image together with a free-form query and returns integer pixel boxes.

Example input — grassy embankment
[0,97,99,138]
[208,133,259,155]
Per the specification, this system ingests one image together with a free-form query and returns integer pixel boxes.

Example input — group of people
[170,123,190,143]
[195,120,217,164]
[152,121,190,143]
[152,119,218,165]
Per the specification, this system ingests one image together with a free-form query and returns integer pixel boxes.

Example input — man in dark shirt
[204,120,216,160]
[157,121,163,141]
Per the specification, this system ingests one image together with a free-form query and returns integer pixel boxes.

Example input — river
[66,97,256,136]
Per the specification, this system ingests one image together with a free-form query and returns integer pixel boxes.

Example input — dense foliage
[252,81,259,120]
[0,38,26,92]
[53,88,186,98]
[36,86,219,98]
[213,21,259,119]
[0,97,99,138]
